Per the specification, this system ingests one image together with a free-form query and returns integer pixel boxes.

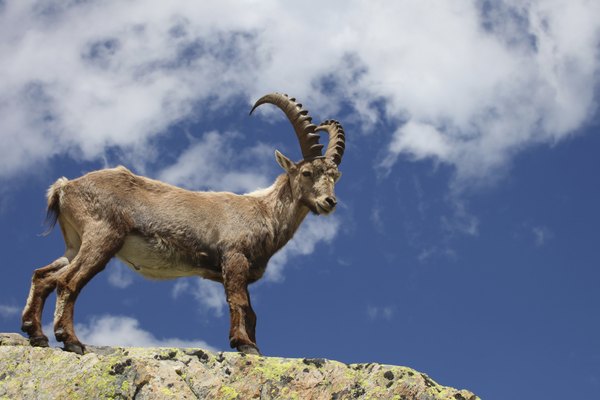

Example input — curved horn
[317,120,346,165]
[249,93,324,160]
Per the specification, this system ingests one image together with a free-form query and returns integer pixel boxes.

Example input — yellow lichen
[219,385,239,400]
[160,386,175,396]
[252,358,296,381]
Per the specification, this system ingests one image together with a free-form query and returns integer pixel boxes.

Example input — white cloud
[382,121,452,168]
[441,198,480,237]
[0,0,598,188]
[0,0,264,178]
[158,131,273,193]
[45,315,217,350]
[172,279,227,318]
[514,221,555,247]
[106,260,135,289]
[0,304,19,318]
[367,305,395,321]
[379,0,600,184]
[532,225,553,247]
[266,215,340,282]
[370,205,385,234]
[417,246,458,264]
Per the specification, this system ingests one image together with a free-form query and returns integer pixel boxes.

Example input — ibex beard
[21,93,345,356]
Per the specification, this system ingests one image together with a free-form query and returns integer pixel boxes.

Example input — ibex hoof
[29,336,49,348]
[63,342,85,355]
[237,344,261,356]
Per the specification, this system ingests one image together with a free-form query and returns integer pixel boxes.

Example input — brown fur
[22,92,344,355]
[22,156,341,355]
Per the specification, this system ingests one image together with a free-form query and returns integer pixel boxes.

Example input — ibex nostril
[325,197,337,208]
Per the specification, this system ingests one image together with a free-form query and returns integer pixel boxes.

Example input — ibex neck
[253,174,309,247]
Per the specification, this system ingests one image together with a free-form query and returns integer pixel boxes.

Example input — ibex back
[21,93,345,355]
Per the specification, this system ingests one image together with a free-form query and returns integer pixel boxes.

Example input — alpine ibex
[21,93,345,355]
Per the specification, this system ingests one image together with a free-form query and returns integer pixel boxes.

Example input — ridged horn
[317,119,345,165]
[249,93,324,160]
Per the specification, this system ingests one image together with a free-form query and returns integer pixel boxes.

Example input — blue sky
[1,1,599,398]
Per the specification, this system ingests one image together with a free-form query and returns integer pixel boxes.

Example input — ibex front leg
[222,253,260,355]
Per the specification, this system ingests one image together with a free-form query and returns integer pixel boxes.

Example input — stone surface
[0,333,479,399]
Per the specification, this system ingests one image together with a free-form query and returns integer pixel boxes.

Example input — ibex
[21,93,345,355]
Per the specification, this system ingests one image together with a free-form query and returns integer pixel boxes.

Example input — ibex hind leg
[52,223,124,355]
[22,220,80,347]
[21,256,71,347]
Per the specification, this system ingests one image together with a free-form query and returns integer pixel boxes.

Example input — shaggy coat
[21,93,344,355]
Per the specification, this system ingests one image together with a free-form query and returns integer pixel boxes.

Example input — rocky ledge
[0,333,478,399]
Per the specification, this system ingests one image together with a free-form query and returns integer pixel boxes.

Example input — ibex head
[250,93,345,215]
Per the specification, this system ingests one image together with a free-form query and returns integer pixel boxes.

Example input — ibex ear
[275,150,295,173]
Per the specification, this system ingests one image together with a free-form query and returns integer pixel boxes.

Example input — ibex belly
[116,234,221,281]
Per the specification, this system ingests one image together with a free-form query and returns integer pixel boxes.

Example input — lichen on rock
[0,333,479,399]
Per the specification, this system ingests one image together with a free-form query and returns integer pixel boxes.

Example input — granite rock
[0,333,479,399]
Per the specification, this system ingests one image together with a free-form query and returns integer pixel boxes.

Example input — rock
[0,332,479,399]
[0,333,29,347]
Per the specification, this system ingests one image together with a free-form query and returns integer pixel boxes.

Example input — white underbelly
[116,234,220,280]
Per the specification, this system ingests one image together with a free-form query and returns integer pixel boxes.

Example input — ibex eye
[302,171,312,177]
